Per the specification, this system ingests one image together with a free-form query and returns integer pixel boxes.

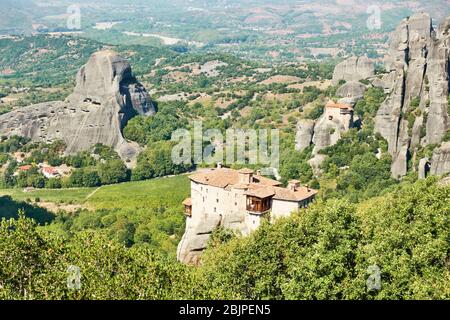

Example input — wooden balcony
[246,196,271,214]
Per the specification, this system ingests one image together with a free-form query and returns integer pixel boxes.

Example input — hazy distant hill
[1,0,450,61]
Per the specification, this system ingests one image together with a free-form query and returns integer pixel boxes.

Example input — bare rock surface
[0,50,155,161]
[332,56,374,85]
[177,203,251,265]
[418,157,430,179]
[431,142,450,176]
[336,81,367,101]
[295,119,315,152]
[375,13,450,178]
[295,109,353,157]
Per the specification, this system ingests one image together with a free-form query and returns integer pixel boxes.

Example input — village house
[55,164,73,177]
[42,166,60,179]
[13,164,33,176]
[182,165,318,235]
[13,152,27,163]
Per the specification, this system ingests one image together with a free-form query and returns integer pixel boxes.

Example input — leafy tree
[304,104,324,120]
[98,160,128,185]
[0,212,192,299]
[68,169,85,187]
[351,178,450,299]
[124,102,187,145]
[354,87,385,118]
[193,178,450,300]
[82,171,101,188]
[132,141,192,181]
[45,178,62,189]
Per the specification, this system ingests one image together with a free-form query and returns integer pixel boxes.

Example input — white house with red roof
[41,166,60,179]
[178,165,318,264]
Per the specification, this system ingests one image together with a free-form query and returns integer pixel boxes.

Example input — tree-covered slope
[1,177,448,299]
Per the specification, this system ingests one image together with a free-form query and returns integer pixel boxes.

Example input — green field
[0,175,191,256]
[0,174,190,208]
[86,174,190,210]
[0,187,95,204]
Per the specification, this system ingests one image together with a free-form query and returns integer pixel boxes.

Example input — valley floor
[0,174,190,211]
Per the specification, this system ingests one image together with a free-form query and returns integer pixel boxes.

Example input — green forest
[1,178,448,299]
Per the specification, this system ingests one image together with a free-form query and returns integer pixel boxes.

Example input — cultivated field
[0,175,190,210]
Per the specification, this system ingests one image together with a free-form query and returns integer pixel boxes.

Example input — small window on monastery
[214,207,216,213]
[235,202,237,206]
[216,199,219,203]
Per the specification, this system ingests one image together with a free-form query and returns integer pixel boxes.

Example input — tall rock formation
[332,56,375,85]
[296,101,355,172]
[0,50,155,161]
[296,55,370,156]
[374,13,450,178]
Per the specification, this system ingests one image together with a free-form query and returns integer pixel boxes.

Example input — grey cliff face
[332,56,375,85]
[295,119,315,152]
[418,157,430,179]
[375,13,450,178]
[295,57,370,167]
[312,114,349,154]
[177,210,248,265]
[296,102,354,175]
[336,81,367,101]
[372,72,396,93]
[295,110,353,155]
[430,142,450,176]
[0,50,155,161]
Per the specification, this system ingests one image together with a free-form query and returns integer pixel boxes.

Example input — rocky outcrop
[177,213,224,265]
[332,56,374,85]
[296,55,370,156]
[296,101,354,174]
[430,142,450,176]
[418,157,430,179]
[295,59,372,166]
[312,112,349,154]
[374,13,450,178]
[308,154,327,175]
[0,50,155,161]
[372,72,396,93]
[295,119,315,152]
[426,15,450,145]
[296,102,354,154]
[336,81,367,101]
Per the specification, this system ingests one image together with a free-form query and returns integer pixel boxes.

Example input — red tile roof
[189,168,281,189]
[189,168,317,202]
[272,186,318,202]
[42,167,58,174]
[325,100,353,110]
